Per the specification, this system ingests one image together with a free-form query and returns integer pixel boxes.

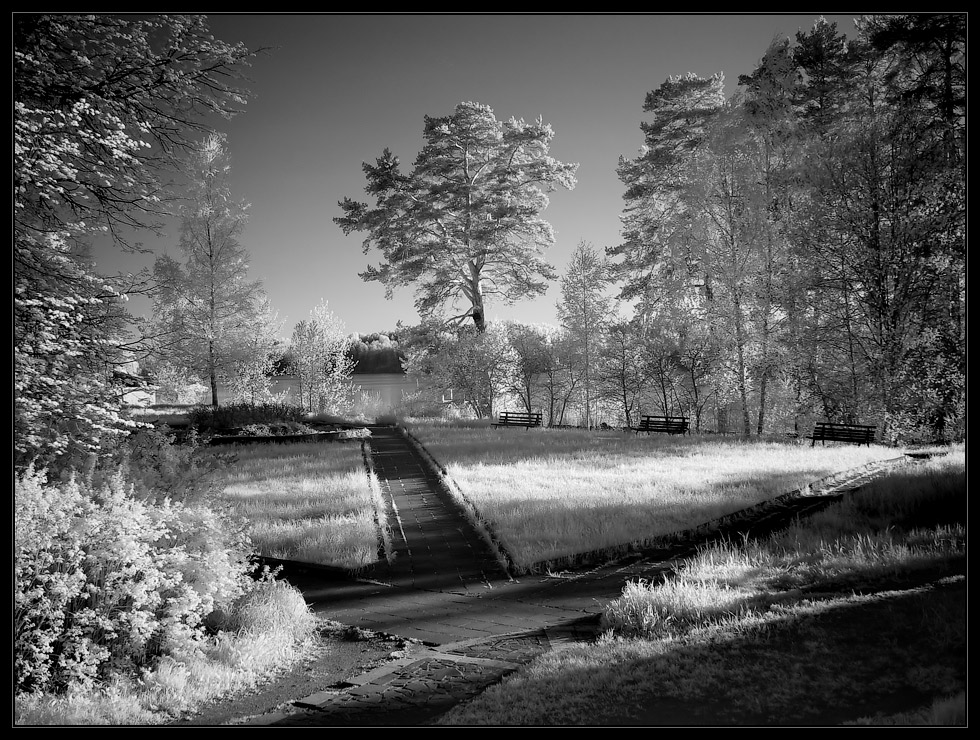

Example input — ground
[169,622,426,726]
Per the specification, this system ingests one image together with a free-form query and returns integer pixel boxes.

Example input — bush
[187,402,307,432]
[238,421,319,437]
[14,465,256,695]
[86,426,228,505]
[217,580,317,642]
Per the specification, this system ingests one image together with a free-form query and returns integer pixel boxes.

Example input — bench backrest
[499,411,541,423]
[639,415,689,427]
[812,422,876,440]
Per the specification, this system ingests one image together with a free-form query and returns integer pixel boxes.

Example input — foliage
[187,401,308,432]
[336,101,578,332]
[91,425,227,505]
[14,239,141,472]
[607,15,965,441]
[289,301,357,414]
[228,297,286,405]
[557,242,616,429]
[150,133,273,408]
[502,322,554,415]
[237,422,320,436]
[14,464,256,695]
[144,360,210,405]
[14,14,256,470]
[402,320,515,418]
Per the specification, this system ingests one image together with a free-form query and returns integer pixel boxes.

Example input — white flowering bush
[14,465,255,695]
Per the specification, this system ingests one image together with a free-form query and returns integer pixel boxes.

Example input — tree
[290,301,356,414]
[536,327,580,427]
[14,14,255,470]
[14,242,138,470]
[597,320,648,429]
[228,297,284,405]
[335,101,578,332]
[608,73,726,314]
[557,242,615,429]
[791,15,965,441]
[502,322,553,415]
[401,321,514,419]
[151,134,267,407]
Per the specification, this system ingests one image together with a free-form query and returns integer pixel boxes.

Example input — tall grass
[438,447,966,726]
[407,421,905,572]
[213,439,384,570]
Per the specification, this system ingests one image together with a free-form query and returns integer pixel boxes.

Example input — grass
[24,412,962,725]
[213,438,388,571]
[405,420,907,573]
[435,447,966,726]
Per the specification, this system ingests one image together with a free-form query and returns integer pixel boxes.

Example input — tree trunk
[732,298,752,436]
[209,339,219,407]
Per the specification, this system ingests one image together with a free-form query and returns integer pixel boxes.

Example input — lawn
[405,420,908,573]
[436,446,966,725]
[213,438,387,571]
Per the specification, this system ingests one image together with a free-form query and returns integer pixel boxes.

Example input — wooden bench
[633,415,690,436]
[808,422,876,447]
[492,411,542,429]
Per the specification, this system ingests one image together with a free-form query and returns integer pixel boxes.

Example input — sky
[92,12,862,338]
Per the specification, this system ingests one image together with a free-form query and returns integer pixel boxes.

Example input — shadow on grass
[437,575,966,726]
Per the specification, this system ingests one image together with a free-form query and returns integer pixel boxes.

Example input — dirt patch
[168,623,424,726]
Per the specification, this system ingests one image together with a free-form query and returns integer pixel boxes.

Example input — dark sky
[93,12,862,337]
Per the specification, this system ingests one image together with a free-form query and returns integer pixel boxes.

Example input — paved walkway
[245,426,915,726]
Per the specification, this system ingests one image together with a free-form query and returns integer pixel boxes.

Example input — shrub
[86,426,228,505]
[217,580,317,642]
[188,402,308,432]
[14,465,256,695]
[238,421,319,437]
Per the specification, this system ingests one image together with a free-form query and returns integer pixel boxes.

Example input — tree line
[341,16,965,445]
[15,14,965,476]
[604,16,965,443]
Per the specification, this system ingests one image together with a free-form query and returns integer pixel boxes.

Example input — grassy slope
[436,448,966,726]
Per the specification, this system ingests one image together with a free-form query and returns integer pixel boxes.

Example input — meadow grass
[405,420,906,573]
[213,439,386,570]
[437,446,966,726]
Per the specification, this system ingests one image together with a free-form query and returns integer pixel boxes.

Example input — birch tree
[557,242,614,429]
[151,134,266,407]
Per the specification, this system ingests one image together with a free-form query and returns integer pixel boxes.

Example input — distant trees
[335,101,578,332]
[349,332,404,373]
[151,134,272,408]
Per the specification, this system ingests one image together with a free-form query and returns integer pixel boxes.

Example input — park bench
[492,411,542,429]
[633,415,690,436]
[808,421,876,447]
